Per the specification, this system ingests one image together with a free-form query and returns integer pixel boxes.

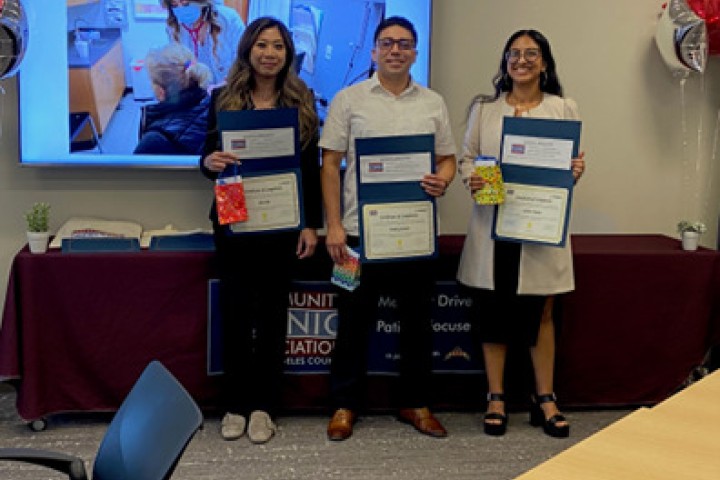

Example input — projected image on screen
[19,0,431,168]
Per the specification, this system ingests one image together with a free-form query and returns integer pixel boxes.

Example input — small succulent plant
[25,202,50,233]
[677,220,707,234]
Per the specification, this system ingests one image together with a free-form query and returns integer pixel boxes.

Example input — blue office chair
[0,360,203,480]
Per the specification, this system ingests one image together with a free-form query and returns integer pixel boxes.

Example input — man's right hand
[325,223,348,264]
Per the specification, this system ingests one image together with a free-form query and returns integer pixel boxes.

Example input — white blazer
[456,93,580,295]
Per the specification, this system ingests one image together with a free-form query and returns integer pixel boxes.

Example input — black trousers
[214,227,297,417]
[330,237,435,411]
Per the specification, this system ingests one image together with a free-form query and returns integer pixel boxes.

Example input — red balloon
[687,0,720,54]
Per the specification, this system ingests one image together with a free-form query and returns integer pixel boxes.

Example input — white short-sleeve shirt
[319,74,456,235]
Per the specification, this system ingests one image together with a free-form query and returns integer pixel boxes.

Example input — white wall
[0,0,718,314]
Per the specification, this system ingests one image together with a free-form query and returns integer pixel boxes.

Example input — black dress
[468,240,546,347]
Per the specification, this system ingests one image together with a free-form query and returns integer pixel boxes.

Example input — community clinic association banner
[207,280,482,375]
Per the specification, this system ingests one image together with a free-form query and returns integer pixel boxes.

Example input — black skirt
[467,240,546,346]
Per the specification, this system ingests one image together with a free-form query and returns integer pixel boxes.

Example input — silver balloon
[655,0,708,74]
[0,0,28,80]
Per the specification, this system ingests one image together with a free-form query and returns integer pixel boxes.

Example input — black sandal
[530,393,569,438]
[483,393,508,436]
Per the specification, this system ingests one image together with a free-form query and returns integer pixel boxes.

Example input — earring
[540,71,548,87]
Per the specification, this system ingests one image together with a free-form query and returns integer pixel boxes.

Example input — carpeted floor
[0,384,633,480]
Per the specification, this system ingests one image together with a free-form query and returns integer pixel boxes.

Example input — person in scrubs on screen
[162,0,245,86]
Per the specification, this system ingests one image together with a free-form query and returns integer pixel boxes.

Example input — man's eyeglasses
[376,37,416,51]
[505,48,541,63]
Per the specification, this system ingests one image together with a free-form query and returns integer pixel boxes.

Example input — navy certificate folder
[61,238,141,253]
[149,233,215,251]
[493,116,582,247]
[355,134,438,262]
[217,108,304,234]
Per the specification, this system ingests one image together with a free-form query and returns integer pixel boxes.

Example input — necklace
[507,92,543,116]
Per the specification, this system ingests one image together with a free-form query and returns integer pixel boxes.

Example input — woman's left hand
[572,152,586,182]
[296,228,318,259]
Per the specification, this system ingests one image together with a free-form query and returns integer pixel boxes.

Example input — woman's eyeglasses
[376,37,416,51]
[505,48,541,63]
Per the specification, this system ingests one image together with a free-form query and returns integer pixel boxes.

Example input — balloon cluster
[655,0,720,75]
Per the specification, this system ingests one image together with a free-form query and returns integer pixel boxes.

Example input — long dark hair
[217,17,318,147]
[470,29,564,110]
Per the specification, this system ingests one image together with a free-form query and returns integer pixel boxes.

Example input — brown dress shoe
[398,407,448,438]
[327,408,355,441]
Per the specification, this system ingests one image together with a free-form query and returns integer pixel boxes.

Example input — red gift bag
[215,176,248,225]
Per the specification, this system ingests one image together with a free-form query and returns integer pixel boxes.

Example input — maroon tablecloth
[556,234,720,406]
[1,234,718,420]
[0,249,222,420]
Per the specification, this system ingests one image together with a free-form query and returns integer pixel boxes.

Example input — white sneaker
[220,413,246,441]
[248,410,276,444]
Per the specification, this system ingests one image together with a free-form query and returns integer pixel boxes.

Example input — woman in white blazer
[457,29,585,438]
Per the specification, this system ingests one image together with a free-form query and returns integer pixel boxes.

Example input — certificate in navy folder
[217,108,303,234]
[355,134,437,262]
[493,116,582,247]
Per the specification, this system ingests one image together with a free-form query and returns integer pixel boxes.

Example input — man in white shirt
[320,16,456,441]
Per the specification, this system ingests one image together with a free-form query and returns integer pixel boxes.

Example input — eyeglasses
[376,37,416,51]
[505,48,541,63]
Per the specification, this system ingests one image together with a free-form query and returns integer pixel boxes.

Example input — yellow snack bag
[473,156,505,205]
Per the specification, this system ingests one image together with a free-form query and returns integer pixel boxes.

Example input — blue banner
[207,280,482,375]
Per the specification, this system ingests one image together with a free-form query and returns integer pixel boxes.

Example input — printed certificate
[495,183,568,244]
[359,152,432,183]
[221,127,295,159]
[229,172,300,233]
[361,201,435,260]
[502,135,573,170]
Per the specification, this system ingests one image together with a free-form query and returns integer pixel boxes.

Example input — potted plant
[25,202,51,254]
[677,220,707,251]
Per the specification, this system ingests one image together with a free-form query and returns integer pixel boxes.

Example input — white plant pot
[681,231,699,251]
[27,231,49,254]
